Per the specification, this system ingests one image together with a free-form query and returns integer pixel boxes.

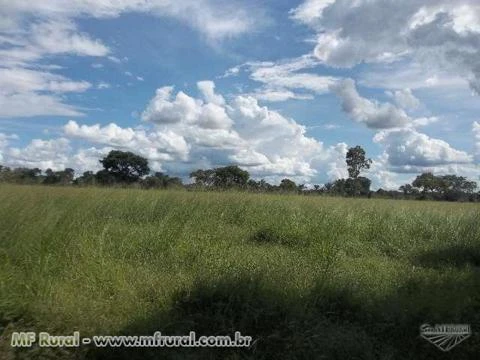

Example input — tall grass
[0,184,479,359]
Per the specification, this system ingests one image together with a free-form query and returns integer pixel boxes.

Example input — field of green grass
[0,184,479,359]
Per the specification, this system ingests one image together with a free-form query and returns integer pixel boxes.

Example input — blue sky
[1,0,479,188]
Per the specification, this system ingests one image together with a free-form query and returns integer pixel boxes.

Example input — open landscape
[1,184,479,359]
[2,1,480,359]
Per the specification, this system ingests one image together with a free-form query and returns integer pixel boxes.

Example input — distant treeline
[0,147,478,202]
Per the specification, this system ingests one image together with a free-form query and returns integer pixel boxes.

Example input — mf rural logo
[420,324,471,352]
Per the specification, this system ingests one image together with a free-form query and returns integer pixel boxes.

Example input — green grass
[0,184,479,359]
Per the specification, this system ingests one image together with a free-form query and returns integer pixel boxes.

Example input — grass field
[0,184,479,359]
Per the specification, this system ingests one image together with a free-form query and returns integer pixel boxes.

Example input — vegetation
[0,185,479,359]
[346,145,372,179]
[0,146,479,202]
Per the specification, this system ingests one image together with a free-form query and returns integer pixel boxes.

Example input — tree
[74,171,96,186]
[247,179,260,191]
[213,166,249,188]
[10,167,42,184]
[399,184,418,196]
[438,175,477,201]
[346,146,372,179]
[345,177,371,196]
[44,168,75,185]
[190,169,216,187]
[95,169,116,185]
[142,172,183,189]
[190,166,249,188]
[440,175,477,194]
[279,178,297,192]
[323,182,334,193]
[412,173,439,194]
[399,184,412,195]
[99,150,150,184]
[0,165,12,182]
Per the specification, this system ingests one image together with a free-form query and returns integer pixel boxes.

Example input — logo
[420,324,471,352]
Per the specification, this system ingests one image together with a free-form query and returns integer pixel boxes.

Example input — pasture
[0,185,479,359]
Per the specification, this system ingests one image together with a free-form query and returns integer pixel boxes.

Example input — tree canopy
[99,150,150,184]
[346,146,372,179]
[190,165,249,188]
[1,147,479,202]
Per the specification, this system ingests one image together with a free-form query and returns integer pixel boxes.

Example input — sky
[1,0,480,189]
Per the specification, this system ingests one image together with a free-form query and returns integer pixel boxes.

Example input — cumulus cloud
[374,128,473,170]
[3,138,72,170]
[46,81,475,185]
[0,133,17,162]
[197,81,226,106]
[386,89,420,110]
[291,0,480,94]
[39,81,347,183]
[330,77,475,179]
[64,120,190,161]
[331,79,411,129]
[142,83,233,130]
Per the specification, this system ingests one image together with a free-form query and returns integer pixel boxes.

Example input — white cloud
[412,117,439,127]
[386,89,420,110]
[1,0,262,43]
[107,56,122,64]
[0,20,110,68]
[290,0,336,27]
[0,68,89,118]
[197,81,226,106]
[0,0,263,118]
[97,82,111,90]
[30,20,110,57]
[142,84,232,130]
[0,133,9,149]
[0,133,17,162]
[331,79,411,129]
[374,128,473,169]
[331,77,476,178]
[70,147,107,174]
[3,138,71,170]
[64,120,190,162]
[253,89,314,102]
[473,121,480,162]
[360,62,468,90]
[226,55,338,102]
[0,92,83,118]
[292,0,480,93]
[0,18,104,117]
[0,68,91,94]
[113,81,348,182]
